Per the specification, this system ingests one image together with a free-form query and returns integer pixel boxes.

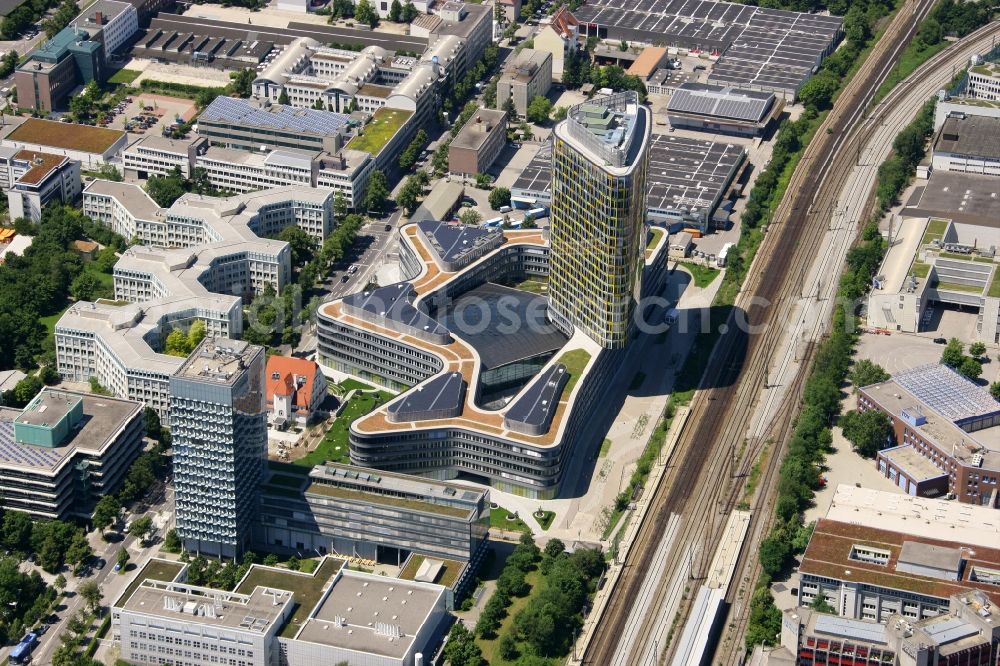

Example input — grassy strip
[491,507,530,533]
[108,69,141,85]
[743,95,939,652]
[682,263,721,289]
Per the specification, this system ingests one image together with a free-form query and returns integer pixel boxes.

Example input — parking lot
[106,93,198,137]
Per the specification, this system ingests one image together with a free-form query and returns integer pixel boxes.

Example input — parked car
[95,557,107,570]
[384,224,392,232]
[933,337,947,344]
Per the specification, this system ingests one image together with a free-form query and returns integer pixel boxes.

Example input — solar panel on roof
[200,97,349,136]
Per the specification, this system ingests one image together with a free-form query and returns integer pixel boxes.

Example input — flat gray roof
[417,219,502,266]
[934,114,1000,160]
[904,171,1000,227]
[387,372,466,423]
[451,109,507,152]
[176,338,260,385]
[296,571,443,658]
[899,541,963,572]
[0,389,141,473]
[504,362,568,431]
[647,133,745,217]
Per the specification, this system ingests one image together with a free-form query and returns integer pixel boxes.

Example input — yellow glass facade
[549,103,650,349]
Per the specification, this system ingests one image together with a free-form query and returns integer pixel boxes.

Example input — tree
[398,128,428,171]
[850,359,889,389]
[798,72,838,111]
[145,168,187,207]
[128,516,154,544]
[941,337,965,368]
[488,186,511,210]
[1,511,32,553]
[276,225,316,267]
[164,329,191,357]
[70,271,103,302]
[388,0,401,21]
[187,319,206,352]
[839,409,892,458]
[92,495,121,533]
[287,555,301,571]
[992,382,1000,401]
[401,0,418,21]
[443,623,484,666]
[396,176,422,215]
[263,554,280,566]
[363,169,389,214]
[354,0,378,27]
[810,593,835,614]
[526,95,553,123]
[228,68,255,98]
[758,535,790,577]
[459,209,482,226]
[917,17,942,45]
[544,538,565,559]
[499,633,518,660]
[969,341,987,357]
[960,356,983,380]
[163,528,181,553]
[116,546,130,573]
[78,580,102,614]
[38,365,59,386]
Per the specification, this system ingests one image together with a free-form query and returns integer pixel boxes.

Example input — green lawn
[116,559,185,607]
[510,276,548,294]
[921,218,948,244]
[235,558,345,638]
[599,438,612,457]
[909,261,930,278]
[40,303,71,335]
[533,510,555,530]
[647,227,665,249]
[936,281,983,294]
[399,554,462,588]
[490,507,530,533]
[874,39,950,103]
[108,69,141,85]
[938,251,993,263]
[336,377,380,393]
[347,108,413,155]
[295,390,389,467]
[989,271,1000,298]
[556,349,591,393]
[684,263,721,288]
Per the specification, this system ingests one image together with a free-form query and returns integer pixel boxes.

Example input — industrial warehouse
[572,0,843,97]
[511,133,746,232]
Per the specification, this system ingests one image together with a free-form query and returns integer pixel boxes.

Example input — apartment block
[448,109,507,177]
[171,338,266,558]
[497,49,552,118]
[0,149,81,221]
[113,557,448,666]
[0,388,144,520]
[121,135,208,179]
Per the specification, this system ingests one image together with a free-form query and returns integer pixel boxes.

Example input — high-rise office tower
[170,337,266,558]
[549,91,651,349]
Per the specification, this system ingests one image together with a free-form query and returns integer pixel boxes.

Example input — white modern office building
[113,557,448,666]
[122,135,374,210]
[57,182,335,422]
[0,148,81,221]
[171,337,267,558]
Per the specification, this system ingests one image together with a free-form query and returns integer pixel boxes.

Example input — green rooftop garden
[117,559,185,607]
[909,261,930,278]
[921,218,948,245]
[306,481,471,518]
[347,108,413,155]
[556,349,591,393]
[647,227,665,250]
[935,280,984,294]
[235,558,345,639]
[295,389,390,468]
[989,270,1000,298]
[398,554,462,588]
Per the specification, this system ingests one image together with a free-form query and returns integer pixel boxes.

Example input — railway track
[581,1,943,663]
[714,20,1000,663]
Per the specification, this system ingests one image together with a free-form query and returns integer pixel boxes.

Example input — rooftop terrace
[346,108,413,156]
